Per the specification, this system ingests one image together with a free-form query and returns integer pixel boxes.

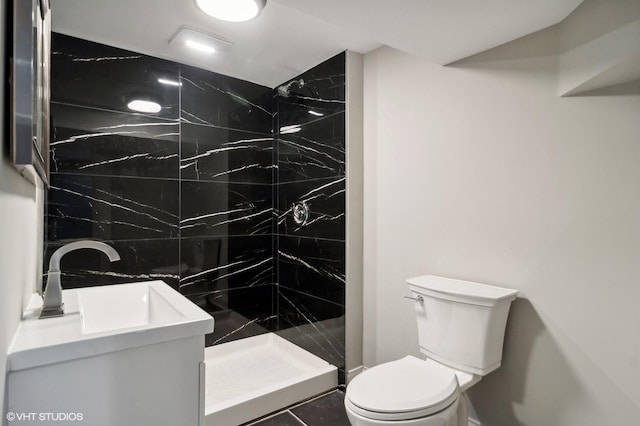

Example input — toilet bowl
[345,356,469,426]
[345,275,518,426]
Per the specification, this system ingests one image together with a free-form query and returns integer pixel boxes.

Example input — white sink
[8,281,214,371]
[78,282,184,335]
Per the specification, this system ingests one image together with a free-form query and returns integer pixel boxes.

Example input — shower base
[204,332,338,425]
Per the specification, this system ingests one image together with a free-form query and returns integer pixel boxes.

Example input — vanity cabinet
[6,281,213,426]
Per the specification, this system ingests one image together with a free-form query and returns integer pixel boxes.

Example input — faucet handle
[40,270,65,318]
[40,240,120,319]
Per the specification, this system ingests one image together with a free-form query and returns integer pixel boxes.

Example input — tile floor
[245,389,350,426]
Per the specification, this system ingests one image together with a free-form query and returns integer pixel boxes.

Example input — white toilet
[345,275,518,426]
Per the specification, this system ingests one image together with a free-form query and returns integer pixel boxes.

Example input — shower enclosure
[44,33,362,424]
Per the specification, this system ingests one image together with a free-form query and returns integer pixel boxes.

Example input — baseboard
[346,365,365,382]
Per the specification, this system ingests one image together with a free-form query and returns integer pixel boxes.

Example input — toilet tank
[407,275,518,376]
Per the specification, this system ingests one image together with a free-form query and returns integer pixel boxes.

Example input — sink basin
[78,282,184,335]
[8,280,213,371]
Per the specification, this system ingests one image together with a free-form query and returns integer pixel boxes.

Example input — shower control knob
[292,201,310,225]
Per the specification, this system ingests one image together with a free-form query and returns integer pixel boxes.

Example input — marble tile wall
[46,33,275,344]
[46,35,347,372]
[274,53,347,382]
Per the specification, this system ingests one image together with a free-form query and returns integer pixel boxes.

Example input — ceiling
[50,0,583,88]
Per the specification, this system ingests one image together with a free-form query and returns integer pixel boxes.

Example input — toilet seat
[345,355,460,421]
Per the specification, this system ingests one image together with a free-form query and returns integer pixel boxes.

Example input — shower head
[277,79,305,98]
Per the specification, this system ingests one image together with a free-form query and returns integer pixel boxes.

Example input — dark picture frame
[10,0,51,186]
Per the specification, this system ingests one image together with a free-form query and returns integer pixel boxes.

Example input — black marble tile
[188,285,276,345]
[277,178,345,240]
[181,123,273,184]
[179,236,273,295]
[47,174,179,241]
[277,288,345,369]
[277,112,345,183]
[51,33,180,119]
[247,411,303,426]
[181,181,272,237]
[181,65,273,134]
[278,237,345,305]
[50,103,179,178]
[43,239,180,290]
[276,52,345,128]
[47,34,349,362]
[290,391,349,426]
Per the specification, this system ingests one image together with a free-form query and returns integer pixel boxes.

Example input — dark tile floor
[246,390,350,426]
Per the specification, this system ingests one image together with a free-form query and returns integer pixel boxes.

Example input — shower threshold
[204,332,338,425]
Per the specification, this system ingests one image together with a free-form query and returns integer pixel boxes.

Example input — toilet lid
[346,355,459,420]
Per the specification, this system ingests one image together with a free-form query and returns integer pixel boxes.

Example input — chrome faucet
[41,240,120,319]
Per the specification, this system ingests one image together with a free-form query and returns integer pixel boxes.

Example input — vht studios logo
[6,412,84,422]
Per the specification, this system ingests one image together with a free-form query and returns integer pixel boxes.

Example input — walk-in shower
[45,33,356,424]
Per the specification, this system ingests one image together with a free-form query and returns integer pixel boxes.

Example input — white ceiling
[50,0,583,88]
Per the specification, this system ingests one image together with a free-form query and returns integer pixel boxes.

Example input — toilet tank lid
[407,275,518,306]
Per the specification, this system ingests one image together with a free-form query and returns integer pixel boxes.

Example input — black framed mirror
[10,0,51,186]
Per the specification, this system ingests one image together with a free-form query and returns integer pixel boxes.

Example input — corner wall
[345,51,364,380]
[1,0,44,412]
[362,0,640,424]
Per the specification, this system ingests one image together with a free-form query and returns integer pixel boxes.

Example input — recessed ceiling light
[127,99,162,114]
[308,110,324,117]
[195,0,267,23]
[169,27,233,56]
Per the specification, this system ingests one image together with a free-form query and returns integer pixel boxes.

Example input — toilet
[345,275,518,426]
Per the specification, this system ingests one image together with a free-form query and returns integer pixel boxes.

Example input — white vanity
[6,281,214,426]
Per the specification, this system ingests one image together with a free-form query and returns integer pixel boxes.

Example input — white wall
[362,0,640,424]
[0,0,44,413]
[345,51,364,379]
